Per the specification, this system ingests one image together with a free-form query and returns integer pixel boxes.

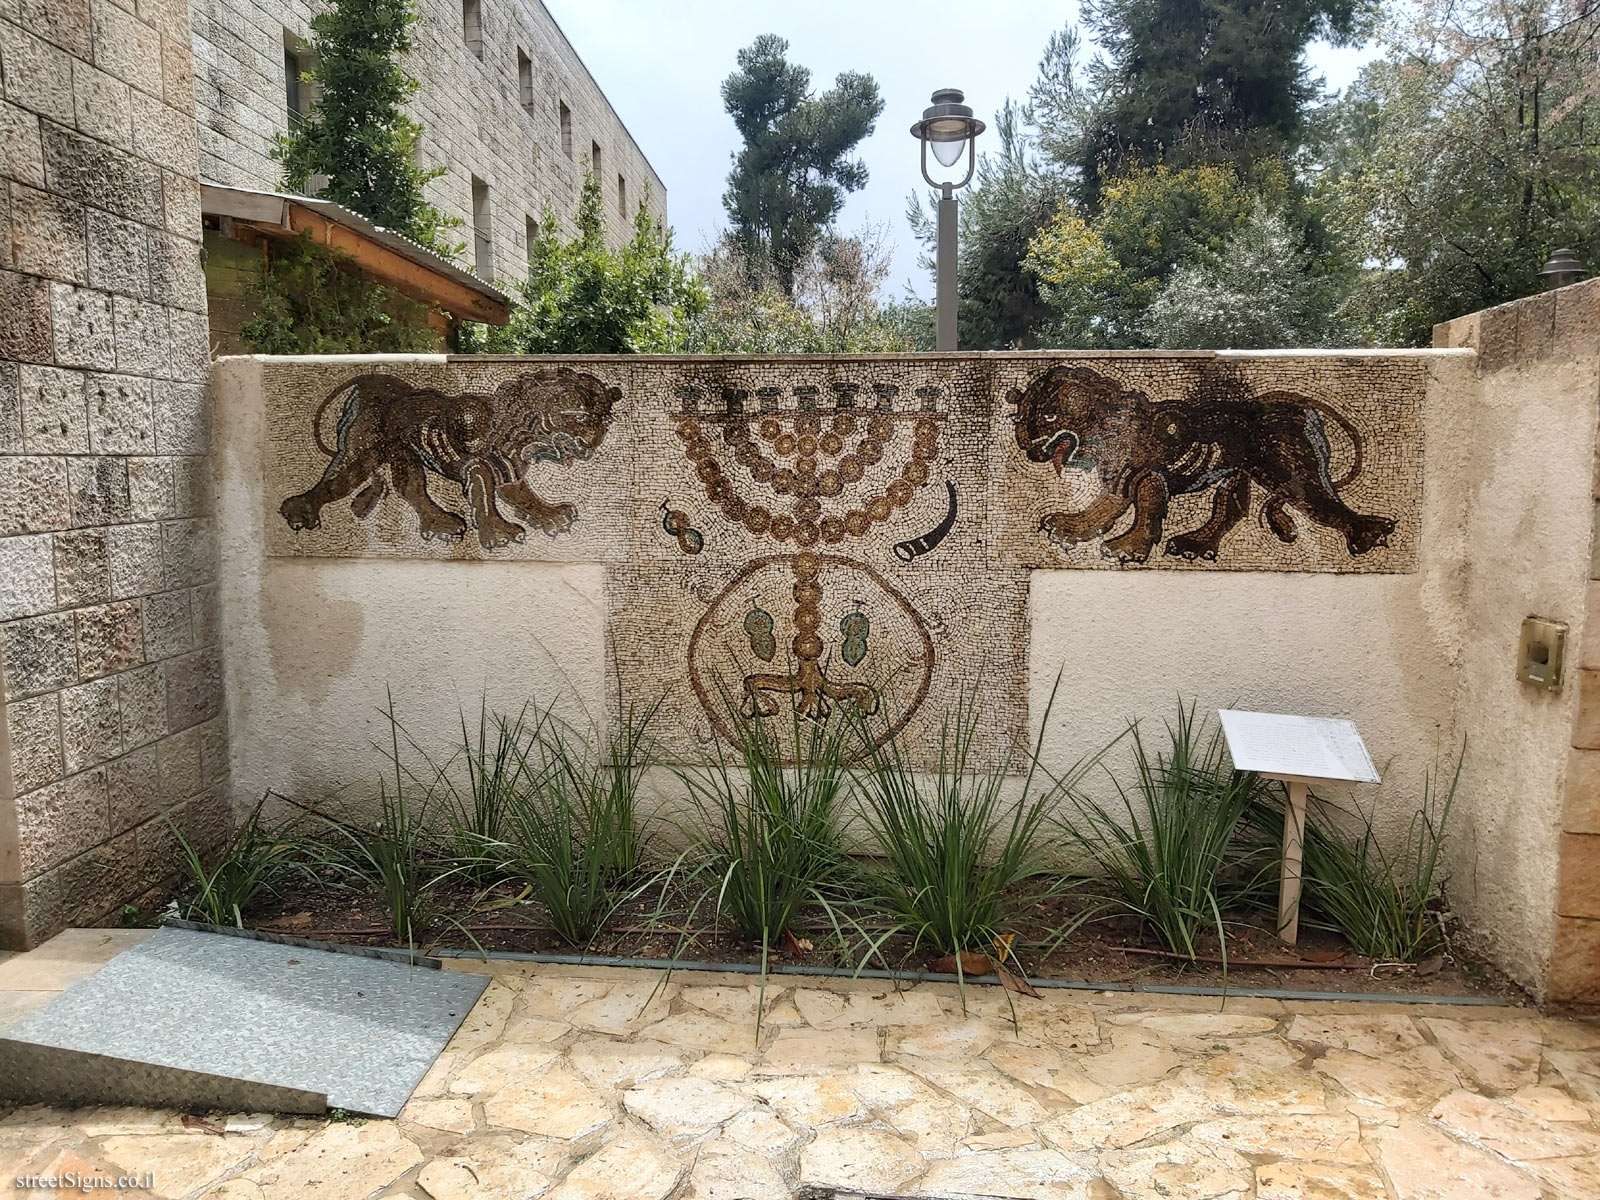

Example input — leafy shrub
[1059,701,1270,961]
[472,175,704,354]
[242,234,442,355]
[172,799,295,927]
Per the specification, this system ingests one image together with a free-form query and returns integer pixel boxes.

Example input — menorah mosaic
[262,355,1424,762]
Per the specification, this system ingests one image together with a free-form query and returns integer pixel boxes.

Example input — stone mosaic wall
[189,0,665,261]
[263,355,1424,763]
[0,0,228,947]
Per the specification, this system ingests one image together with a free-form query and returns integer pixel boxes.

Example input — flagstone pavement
[3,956,1599,1200]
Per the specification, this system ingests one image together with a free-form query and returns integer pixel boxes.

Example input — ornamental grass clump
[172,798,297,928]
[296,695,474,951]
[680,702,853,959]
[1292,749,1462,962]
[851,686,1099,985]
[1059,700,1271,963]
[494,700,660,948]
[443,700,548,878]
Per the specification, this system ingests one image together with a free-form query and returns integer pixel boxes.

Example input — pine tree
[721,35,884,297]
[274,0,459,254]
[1075,0,1371,202]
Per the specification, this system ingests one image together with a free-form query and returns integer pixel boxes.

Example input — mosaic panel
[263,358,637,563]
[991,356,1424,572]
[260,354,1426,763]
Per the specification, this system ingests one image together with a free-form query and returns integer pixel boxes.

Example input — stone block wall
[0,0,230,947]
[189,0,665,280]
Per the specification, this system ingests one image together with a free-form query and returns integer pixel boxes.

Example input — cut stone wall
[0,0,230,947]
[188,0,665,273]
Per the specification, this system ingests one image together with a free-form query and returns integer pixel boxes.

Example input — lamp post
[1538,248,1588,291]
[911,88,984,351]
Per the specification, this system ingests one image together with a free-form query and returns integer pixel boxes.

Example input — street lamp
[1538,248,1588,291]
[911,88,984,351]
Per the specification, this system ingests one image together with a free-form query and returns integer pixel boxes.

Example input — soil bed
[238,874,1521,1001]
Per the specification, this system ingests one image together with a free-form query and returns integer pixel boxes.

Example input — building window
[471,175,492,277]
[283,46,304,127]
[591,140,601,180]
[462,0,483,58]
[517,48,533,110]
[617,174,626,217]
[525,215,539,280]
[559,101,572,157]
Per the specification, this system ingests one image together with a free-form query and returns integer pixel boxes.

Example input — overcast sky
[543,1,1378,299]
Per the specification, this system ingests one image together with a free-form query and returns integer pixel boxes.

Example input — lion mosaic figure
[1009,365,1396,564]
[279,369,617,549]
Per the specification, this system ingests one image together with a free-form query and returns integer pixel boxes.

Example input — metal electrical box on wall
[1517,616,1568,691]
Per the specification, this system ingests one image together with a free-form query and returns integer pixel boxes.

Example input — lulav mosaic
[261,354,1425,764]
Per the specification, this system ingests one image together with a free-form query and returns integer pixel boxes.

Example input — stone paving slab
[0,929,487,1118]
[0,958,1596,1199]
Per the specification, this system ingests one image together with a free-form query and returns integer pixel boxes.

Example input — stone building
[189,0,666,275]
[0,0,660,946]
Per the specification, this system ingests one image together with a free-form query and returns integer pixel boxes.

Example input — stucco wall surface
[212,346,1597,998]
[1433,292,1600,994]
[212,358,606,815]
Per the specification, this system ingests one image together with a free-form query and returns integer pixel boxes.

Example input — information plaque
[1218,710,1380,784]
[1218,709,1380,945]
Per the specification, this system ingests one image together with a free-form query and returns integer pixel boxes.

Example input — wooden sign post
[1217,710,1380,945]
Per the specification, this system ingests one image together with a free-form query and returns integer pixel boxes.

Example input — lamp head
[1538,247,1588,291]
[911,89,985,188]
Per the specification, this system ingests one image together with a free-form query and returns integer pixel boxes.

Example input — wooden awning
[200,183,512,325]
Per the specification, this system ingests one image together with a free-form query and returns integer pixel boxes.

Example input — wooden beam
[235,209,509,325]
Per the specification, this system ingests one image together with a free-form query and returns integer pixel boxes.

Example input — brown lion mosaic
[278,368,617,549]
[1008,364,1399,565]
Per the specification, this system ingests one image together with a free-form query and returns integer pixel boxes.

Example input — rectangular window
[559,101,572,157]
[517,48,533,110]
[591,140,601,180]
[617,174,626,217]
[283,46,303,127]
[462,0,483,58]
[525,216,539,280]
[471,175,493,277]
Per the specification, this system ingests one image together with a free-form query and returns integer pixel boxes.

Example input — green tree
[1074,0,1372,201]
[274,0,459,254]
[907,102,1065,349]
[1330,0,1600,345]
[721,35,884,297]
[1026,160,1309,346]
[481,174,704,354]
[1140,203,1350,347]
[684,225,915,353]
